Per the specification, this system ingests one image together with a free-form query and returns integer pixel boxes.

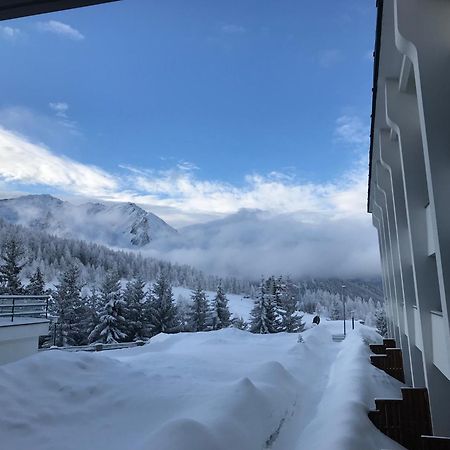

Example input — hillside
[0,194,177,248]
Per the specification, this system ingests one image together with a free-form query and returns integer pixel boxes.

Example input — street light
[342,284,346,336]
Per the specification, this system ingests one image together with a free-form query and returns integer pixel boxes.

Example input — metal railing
[40,340,147,353]
[0,295,50,322]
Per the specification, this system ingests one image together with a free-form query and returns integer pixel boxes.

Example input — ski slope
[0,322,405,450]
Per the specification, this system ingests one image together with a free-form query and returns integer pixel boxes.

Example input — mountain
[0,194,177,248]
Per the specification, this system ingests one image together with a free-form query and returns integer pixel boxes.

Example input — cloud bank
[0,127,117,197]
[0,116,379,278]
[147,209,379,279]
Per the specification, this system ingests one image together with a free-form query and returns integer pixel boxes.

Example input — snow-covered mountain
[0,194,177,248]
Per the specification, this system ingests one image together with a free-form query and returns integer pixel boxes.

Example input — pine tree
[278,278,305,332]
[188,285,210,332]
[375,304,388,337]
[146,273,179,335]
[0,237,25,294]
[86,287,102,335]
[211,284,231,330]
[26,267,46,295]
[123,277,147,340]
[249,278,279,334]
[54,264,88,346]
[329,298,341,320]
[231,316,248,330]
[88,271,127,344]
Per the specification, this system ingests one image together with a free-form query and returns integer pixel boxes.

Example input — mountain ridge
[0,194,177,248]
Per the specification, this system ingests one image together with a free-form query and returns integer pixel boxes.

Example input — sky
[0,0,380,278]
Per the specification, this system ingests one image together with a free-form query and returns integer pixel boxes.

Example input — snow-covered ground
[172,286,256,321]
[0,322,405,450]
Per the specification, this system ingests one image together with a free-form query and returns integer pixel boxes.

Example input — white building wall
[368,0,450,436]
[0,320,49,365]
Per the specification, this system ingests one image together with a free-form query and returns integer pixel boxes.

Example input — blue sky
[0,0,376,228]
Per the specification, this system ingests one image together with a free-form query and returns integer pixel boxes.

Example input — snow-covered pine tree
[123,277,147,340]
[0,236,25,294]
[231,316,247,330]
[175,296,191,332]
[88,271,127,344]
[279,277,305,332]
[26,267,46,295]
[329,298,341,320]
[211,284,231,330]
[53,264,89,346]
[85,287,102,334]
[188,285,210,332]
[146,272,179,336]
[249,278,279,334]
[375,303,388,337]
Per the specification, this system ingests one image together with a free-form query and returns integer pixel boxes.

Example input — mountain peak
[0,194,177,248]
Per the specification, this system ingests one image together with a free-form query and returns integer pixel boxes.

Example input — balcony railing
[0,295,50,322]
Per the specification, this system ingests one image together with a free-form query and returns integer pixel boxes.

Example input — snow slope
[172,286,255,322]
[0,194,177,248]
[0,322,405,450]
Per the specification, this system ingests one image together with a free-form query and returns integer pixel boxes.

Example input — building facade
[368,0,450,436]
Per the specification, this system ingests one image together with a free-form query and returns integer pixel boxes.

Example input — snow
[0,321,405,450]
[172,286,255,322]
[0,194,176,248]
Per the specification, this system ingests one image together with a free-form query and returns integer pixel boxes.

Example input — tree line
[0,219,253,295]
[0,237,307,346]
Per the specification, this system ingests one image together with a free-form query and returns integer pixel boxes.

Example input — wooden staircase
[368,339,450,450]
[369,339,405,382]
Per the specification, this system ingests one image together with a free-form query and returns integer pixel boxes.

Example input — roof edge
[0,0,120,21]
[367,0,384,213]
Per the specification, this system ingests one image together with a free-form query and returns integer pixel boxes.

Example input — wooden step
[385,348,405,382]
[375,399,404,444]
[370,343,386,354]
[368,409,381,429]
[422,436,450,450]
[401,388,433,450]
[371,354,388,371]
[368,389,433,450]
[383,338,396,349]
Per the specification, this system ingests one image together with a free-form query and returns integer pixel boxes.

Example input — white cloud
[145,209,379,279]
[37,20,84,41]
[115,160,368,226]
[364,49,374,61]
[0,127,117,197]
[334,115,369,148]
[0,25,21,40]
[49,102,69,118]
[221,24,246,34]
[0,121,369,225]
[318,49,343,68]
[0,114,379,278]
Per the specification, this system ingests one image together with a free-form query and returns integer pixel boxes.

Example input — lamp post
[342,284,346,336]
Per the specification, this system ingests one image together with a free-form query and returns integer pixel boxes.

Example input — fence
[40,340,147,353]
[0,295,49,322]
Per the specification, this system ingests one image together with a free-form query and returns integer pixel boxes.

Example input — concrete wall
[0,320,49,365]
[368,0,450,436]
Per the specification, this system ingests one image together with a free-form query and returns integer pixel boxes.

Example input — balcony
[0,295,50,365]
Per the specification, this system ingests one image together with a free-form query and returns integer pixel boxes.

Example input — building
[0,0,118,20]
[368,0,450,436]
[0,1,122,366]
[0,296,50,364]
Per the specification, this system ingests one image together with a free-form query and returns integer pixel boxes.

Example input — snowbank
[0,322,404,450]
